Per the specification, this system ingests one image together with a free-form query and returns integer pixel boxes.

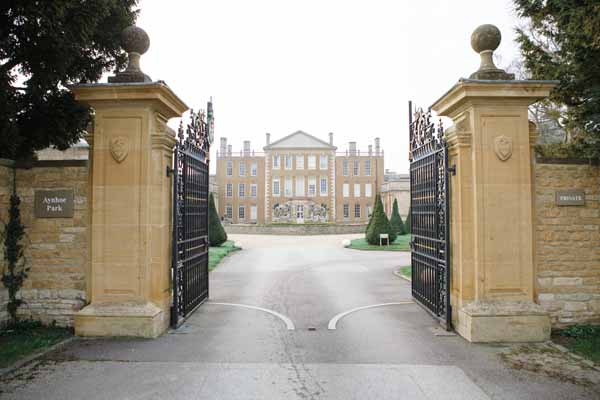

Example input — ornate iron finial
[108,25,152,83]
[469,24,514,80]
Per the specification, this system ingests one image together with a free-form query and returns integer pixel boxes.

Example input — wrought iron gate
[170,104,214,327]
[408,101,452,329]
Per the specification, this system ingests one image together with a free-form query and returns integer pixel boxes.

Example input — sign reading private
[555,190,585,206]
[34,190,74,218]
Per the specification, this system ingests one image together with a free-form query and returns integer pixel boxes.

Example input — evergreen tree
[2,188,27,325]
[514,0,600,159]
[0,1,139,160]
[366,195,397,245]
[208,193,227,247]
[389,198,405,235]
[404,206,411,234]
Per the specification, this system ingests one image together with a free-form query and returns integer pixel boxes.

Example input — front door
[296,204,304,224]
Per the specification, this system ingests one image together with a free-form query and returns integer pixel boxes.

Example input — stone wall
[0,160,15,327]
[225,223,367,235]
[534,159,600,327]
[0,160,89,327]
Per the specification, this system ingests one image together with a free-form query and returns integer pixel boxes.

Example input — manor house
[216,131,384,225]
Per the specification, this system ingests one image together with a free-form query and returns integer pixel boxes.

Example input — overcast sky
[135,0,521,173]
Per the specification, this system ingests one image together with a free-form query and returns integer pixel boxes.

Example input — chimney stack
[243,140,251,157]
[220,137,227,156]
[227,144,232,157]
[368,145,373,156]
[266,132,271,145]
[329,132,334,145]
[349,141,357,156]
[375,138,380,156]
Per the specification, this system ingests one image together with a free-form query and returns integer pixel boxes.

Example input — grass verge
[209,240,241,271]
[0,320,71,369]
[347,234,411,251]
[552,325,600,364]
[398,266,411,280]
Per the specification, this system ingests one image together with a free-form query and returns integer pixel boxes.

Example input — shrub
[366,194,397,245]
[208,193,227,247]
[389,198,405,235]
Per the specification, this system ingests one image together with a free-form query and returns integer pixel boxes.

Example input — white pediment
[264,131,336,150]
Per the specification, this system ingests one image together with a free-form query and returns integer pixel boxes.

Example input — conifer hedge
[366,194,397,245]
[208,193,227,247]
[389,198,405,235]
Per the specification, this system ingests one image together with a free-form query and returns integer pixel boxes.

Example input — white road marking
[208,302,295,330]
[328,301,414,330]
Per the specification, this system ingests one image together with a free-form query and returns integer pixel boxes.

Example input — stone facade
[534,159,600,327]
[381,171,410,218]
[0,159,88,327]
[216,131,384,225]
[224,222,367,235]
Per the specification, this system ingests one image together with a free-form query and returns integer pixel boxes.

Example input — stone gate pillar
[431,25,557,342]
[71,27,188,337]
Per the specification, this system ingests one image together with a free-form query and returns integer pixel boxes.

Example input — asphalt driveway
[1,234,597,399]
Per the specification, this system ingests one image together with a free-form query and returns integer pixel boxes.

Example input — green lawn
[553,325,600,363]
[347,234,411,251]
[0,321,71,369]
[398,266,411,279]
[208,240,241,271]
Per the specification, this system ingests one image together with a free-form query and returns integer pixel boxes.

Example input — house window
[343,183,349,197]
[354,204,361,218]
[250,205,257,220]
[365,183,372,197]
[273,155,280,169]
[239,183,245,197]
[354,183,361,197]
[342,160,349,176]
[353,160,360,176]
[251,183,257,197]
[239,206,245,220]
[320,177,327,196]
[366,205,372,218]
[296,155,304,169]
[308,176,316,196]
[285,176,293,196]
[295,176,305,196]
[272,178,280,196]
[343,204,349,218]
[308,155,316,169]
[320,155,328,170]
[239,162,245,176]
[251,162,257,176]
[226,183,232,197]
[285,155,292,170]
[365,160,371,176]
[226,161,233,176]
[225,204,232,219]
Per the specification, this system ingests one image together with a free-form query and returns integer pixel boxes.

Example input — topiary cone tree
[404,206,411,234]
[208,192,227,247]
[366,194,397,245]
[389,198,405,236]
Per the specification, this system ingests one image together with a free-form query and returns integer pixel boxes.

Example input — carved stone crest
[493,135,512,161]
[109,136,129,163]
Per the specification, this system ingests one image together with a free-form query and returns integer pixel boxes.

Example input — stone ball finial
[471,24,501,54]
[108,25,152,83]
[469,24,514,80]
[121,25,150,55]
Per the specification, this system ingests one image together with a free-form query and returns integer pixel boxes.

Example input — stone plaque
[34,190,74,218]
[555,190,585,206]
